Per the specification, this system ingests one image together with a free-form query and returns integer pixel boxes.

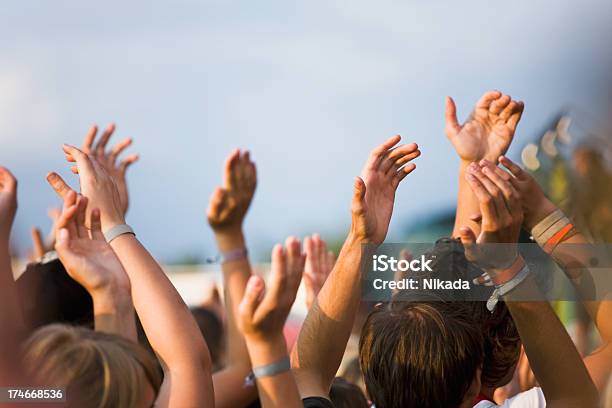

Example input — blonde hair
[22,324,161,408]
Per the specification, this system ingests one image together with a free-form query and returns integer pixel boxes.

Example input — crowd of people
[0,90,610,407]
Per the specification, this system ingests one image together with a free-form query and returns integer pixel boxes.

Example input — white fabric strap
[486,264,531,312]
[104,224,135,243]
[220,247,248,264]
[531,209,570,246]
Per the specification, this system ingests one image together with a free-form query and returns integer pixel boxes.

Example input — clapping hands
[54,190,130,297]
[459,161,524,271]
[71,124,139,215]
[48,144,125,232]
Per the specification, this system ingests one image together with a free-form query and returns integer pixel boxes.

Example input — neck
[479,386,495,400]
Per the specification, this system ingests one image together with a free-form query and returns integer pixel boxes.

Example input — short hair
[190,306,225,371]
[17,259,93,330]
[22,324,162,408]
[424,239,521,388]
[359,301,483,408]
[329,377,369,408]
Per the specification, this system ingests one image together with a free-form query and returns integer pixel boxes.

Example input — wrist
[101,214,126,234]
[245,333,288,367]
[214,228,246,251]
[346,228,370,246]
[523,199,558,231]
[91,285,133,316]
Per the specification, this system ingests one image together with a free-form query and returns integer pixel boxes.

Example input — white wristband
[486,264,531,312]
[104,224,135,243]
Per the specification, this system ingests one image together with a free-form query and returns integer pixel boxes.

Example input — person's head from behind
[330,377,369,408]
[22,324,162,408]
[190,306,225,372]
[425,239,521,389]
[359,301,483,408]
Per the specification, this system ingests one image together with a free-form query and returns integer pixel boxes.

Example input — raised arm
[490,156,612,391]
[53,190,136,340]
[0,167,24,372]
[302,234,335,310]
[68,123,139,215]
[291,135,420,398]
[206,149,259,407]
[445,91,524,237]
[458,163,599,407]
[52,144,214,408]
[237,238,305,408]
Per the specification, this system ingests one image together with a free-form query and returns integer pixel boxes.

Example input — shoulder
[473,387,546,408]
[303,396,335,408]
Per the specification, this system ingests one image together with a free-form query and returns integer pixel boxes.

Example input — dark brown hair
[330,377,369,408]
[359,301,483,408]
[465,301,520,388]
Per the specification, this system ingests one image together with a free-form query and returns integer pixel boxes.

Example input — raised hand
[497,156,557,230]
[238,237,305,341]
[54,190,130,298]
[207,149,256,234]
[303,234,335,309]
[68,124,139,215]
[239,238,305,407]
[48,144,125,232]
[0,167,17,235]
[446,91,524,162]
[458,162,524,270]
[356,135,420,245]
[54,190,135,339]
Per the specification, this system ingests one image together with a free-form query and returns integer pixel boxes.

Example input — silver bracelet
[486,264,531,312]
[244,356,291,386]
[104,224,135,243]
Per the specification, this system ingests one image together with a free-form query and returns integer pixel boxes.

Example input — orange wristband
[542,224,574,254]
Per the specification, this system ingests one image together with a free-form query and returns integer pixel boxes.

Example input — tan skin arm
[291,135,420,398]
[486,156,612,391]
[238,239,306,408]
[52,145,214,408]
[206,149,259,408]
[445,91,525,238]
[459,163,599,407]
[0,167,25,381]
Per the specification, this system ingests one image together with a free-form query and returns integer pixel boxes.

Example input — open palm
[54,192,130,294]
[446,91,524,162]
[358,136,420,245]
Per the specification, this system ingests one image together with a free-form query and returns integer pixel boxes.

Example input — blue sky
[2,0,611,261]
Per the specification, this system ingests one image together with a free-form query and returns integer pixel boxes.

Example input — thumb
[55,228,71,253]
[239,275,265,320]
[351,176,366,213]
[445,96,461,138]
[458,226,477,252]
